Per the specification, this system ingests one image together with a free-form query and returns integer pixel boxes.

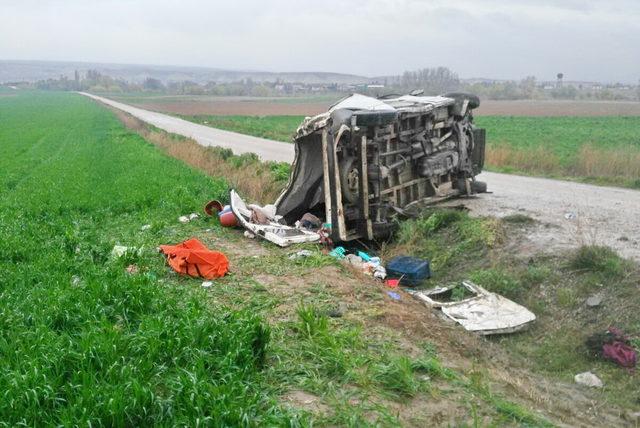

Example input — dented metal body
[275,92,486,243]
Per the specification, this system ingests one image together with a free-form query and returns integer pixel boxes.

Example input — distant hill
[0,60,371,85]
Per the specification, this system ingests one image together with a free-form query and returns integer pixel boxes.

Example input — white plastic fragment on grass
[410,281,536,335]
[178,213,200,224]
[574,371,603,388]
[111,245,143,258]
[111,245,131,258]
[289,250,313,260]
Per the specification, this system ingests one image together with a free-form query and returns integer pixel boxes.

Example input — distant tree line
[28,68,640,101]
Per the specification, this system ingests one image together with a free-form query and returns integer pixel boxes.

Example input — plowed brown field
[119,96,640,117]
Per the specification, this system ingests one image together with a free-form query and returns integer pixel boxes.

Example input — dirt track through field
[82,92,640,262]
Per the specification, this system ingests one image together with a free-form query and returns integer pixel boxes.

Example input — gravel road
[82,92,640,261]
[81,92,295,163]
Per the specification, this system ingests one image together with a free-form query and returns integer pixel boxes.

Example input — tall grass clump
[0,91,295,425]
[574,144,640,180]
[570,245,625,278]
[390,209,501,275]
[485,145,561,175]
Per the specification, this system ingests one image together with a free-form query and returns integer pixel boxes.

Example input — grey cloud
[0,0,638,82]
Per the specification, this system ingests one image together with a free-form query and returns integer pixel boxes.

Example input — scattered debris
[385,279,400,288]
[70,275,83,287]
[230,190,320,247]
[586,327,637,368]
[204,200,224,216]
[159,238,229,279]
[410,281,536,335]
[373,265,387,280]
[201,281,213,288]
[289,250,313,260]
[386,256,431,286]
[178,213,200,224]
[141,224,152,231]
[111,245,139,258]
[298,212,322,230]
[249,204,277,225]
[219,209,238,227]
[329,246,346,259]
[564,212,577,220]
[574,371,603,388]
[345,253,364,268]
[338,252,387,279]
[125,264,139,275]
[387,291,401,300]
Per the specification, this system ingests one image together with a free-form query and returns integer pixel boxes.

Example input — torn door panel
[411,281,536,335]
[230,189,320,247]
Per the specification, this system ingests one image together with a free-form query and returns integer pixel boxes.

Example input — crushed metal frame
[274,92,486,245]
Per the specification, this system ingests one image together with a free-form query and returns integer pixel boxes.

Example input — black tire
[339,156,360,204]
[443,92,481,110]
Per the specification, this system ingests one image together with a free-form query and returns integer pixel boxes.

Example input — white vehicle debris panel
[410,281,536,335]
[233,92,486,246]
[230,190,320,247]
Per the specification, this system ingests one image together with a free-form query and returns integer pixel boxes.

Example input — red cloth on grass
[159,238,228,279]
[603,341,637,369]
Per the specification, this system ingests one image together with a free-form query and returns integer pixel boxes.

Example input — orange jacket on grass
[159,238,229,279]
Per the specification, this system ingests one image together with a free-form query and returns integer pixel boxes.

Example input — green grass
[181,115,304,142]
[0,91,297,425]
[5,91,533,426]
[477,116,640,188]
[570,245,626,278]
[6,91,627,425]
[476,116,640,164]
[390,208,640,413]
[391,209,501,280]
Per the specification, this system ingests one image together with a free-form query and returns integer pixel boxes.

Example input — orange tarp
[159,238,229,279]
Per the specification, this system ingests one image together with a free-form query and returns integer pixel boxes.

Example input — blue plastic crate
[386,256,431,286]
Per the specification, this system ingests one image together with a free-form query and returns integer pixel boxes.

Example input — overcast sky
[2,0,639,82]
